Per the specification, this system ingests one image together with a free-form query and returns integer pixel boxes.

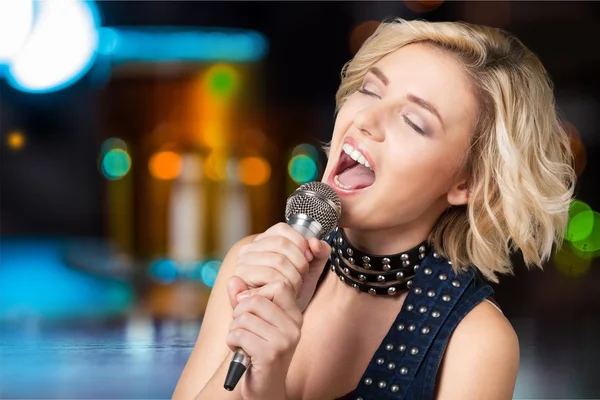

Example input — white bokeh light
[0,0,34,61]
[7,0,99,93]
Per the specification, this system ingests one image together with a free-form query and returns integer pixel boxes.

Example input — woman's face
[323,43,479,233]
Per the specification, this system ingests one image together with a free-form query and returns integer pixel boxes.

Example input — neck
[342,219,434,256]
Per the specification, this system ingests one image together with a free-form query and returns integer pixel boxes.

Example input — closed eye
[358,87,380,98]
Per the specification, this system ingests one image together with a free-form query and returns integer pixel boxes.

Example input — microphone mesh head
[285,182,341,237]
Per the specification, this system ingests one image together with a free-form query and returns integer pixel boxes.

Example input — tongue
[337,163,375,189]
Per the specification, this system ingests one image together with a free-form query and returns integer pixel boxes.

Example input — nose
[353,106,385,142]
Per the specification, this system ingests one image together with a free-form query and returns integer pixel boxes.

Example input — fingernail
[237,291,250,301]
[305,249,314,262]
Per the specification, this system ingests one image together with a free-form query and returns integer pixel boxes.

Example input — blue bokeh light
[200,261,221,288]
[148,259,178,285]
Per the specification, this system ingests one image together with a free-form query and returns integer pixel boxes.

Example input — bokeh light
[102,149,131,180]
[571,211,600,253]
[204,151,228,181]
[205,64,239,98]
[237,157,271,186]
[6,131,26,150]
[349,21,380,55]
[148,151,182,180]
[149,259,178,285]
[0,0,34,61]
[288,154,318,184]
[292,143,319,162]
[564,121,587,177]
[554,244,592,278]
[200,260,221,288]
[101,138,128,156]
[565,200,594,242]
[403,1,444,13]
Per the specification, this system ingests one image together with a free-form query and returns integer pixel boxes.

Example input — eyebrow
[366,67,444,127]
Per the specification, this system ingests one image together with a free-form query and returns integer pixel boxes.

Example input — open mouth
[332,143,376,191]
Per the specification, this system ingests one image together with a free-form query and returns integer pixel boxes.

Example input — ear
[447,179,470,206]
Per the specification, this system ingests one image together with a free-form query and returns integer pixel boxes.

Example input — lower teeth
[334,175,352,189]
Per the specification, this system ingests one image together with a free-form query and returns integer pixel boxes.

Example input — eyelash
[357,87,427,135]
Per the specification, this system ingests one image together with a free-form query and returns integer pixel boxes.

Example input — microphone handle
[224,217,323,391]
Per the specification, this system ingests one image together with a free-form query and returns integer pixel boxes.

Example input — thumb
[227,276,249,309]
[308,237,332,262]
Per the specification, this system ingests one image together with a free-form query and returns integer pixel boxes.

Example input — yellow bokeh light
[149,151,182,180]
[6,131,25,150]
[237,157,271,186]
[204,151,228,181]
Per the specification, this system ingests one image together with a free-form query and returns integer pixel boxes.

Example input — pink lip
[326,137,377,197]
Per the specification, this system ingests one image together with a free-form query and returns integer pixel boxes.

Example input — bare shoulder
[435,300,519,400]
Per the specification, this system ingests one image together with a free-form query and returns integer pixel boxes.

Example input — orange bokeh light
[6,131,26,150]
[237,157,271,186]
[149,151,183,180]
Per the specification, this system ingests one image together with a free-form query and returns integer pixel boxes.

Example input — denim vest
[318,238,494,400]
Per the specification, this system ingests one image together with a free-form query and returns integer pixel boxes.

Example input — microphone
[224,181,342,391]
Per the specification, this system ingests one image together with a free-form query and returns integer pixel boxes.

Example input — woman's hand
[228,222,332,313]
[226,280,303,400]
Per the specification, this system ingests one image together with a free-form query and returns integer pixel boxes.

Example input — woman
[174,19,575,400]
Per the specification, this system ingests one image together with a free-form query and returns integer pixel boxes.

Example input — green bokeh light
[208,67,237,97]
[292,143,319,162]
[571,211,600,253]
[102,149,131,180]
[288,154,318,184]
[565,200,594,242]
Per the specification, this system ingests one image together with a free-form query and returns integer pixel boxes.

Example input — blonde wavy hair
[330,19,576,282]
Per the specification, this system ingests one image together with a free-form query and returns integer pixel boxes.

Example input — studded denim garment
[321,239,494,400]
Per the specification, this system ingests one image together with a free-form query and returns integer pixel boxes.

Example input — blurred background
[1,1,599,399]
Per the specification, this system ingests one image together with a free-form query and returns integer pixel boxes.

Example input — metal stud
[331,246,336,254]
[421,326,430,334]
[359,274,366,281]
[427,289,435,297]
[408,324,416,332]
[387,287,397,295]
[419,306,427,314]
[438,273,447,281]
[382,264,391,271]
[346,247,353,256]
[448,261,452,265]
[352,284,359,291]
[382,257,390,265]
[407,280,413,289]
[362,256,370,263]
[402,260,410,267]
[338,236,343,245]
[377,275,385,282]
[410,347,419,356]
[368,288,376,295]
[442,294,451,302]
[348,257,355,264]
[338,249,343,257]
[363,263,371,269]
[343,267,349,274]
[433,252,439,258]
[335,257,340,266]
[419,245,426,253]
[398,344,406,352]
[424,268,432,275]
[419,253,425,259]
[396,271,404,279]
[387,362,395,370]
[432,310,441,318]
[339,276,345,282]
[385,343,394,351]
[390,385,400,393]
[452,280,461,288]
[414,287,422,295]
[406,304,414,311]
[356,397,363,400]
[376,357,384,365]
[364,377,372,385]
[397,323,405,331]
[378,381,387,389]
[413,264,419,272]
[400,367,408,375]
[330,264,335,271]
[400,254,409,261]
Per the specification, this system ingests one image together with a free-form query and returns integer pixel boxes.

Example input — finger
[227,276,249,309]
[307,238,332,262]
[240,281,303,327]
[249,223,312,262]
[229,311,281,344]
[241,234,312,271]
[237,252,303,296]
[225,328,269,359]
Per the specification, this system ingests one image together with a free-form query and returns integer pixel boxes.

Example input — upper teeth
[342,143,372,170]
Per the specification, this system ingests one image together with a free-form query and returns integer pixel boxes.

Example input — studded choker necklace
[329,228,429,296]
